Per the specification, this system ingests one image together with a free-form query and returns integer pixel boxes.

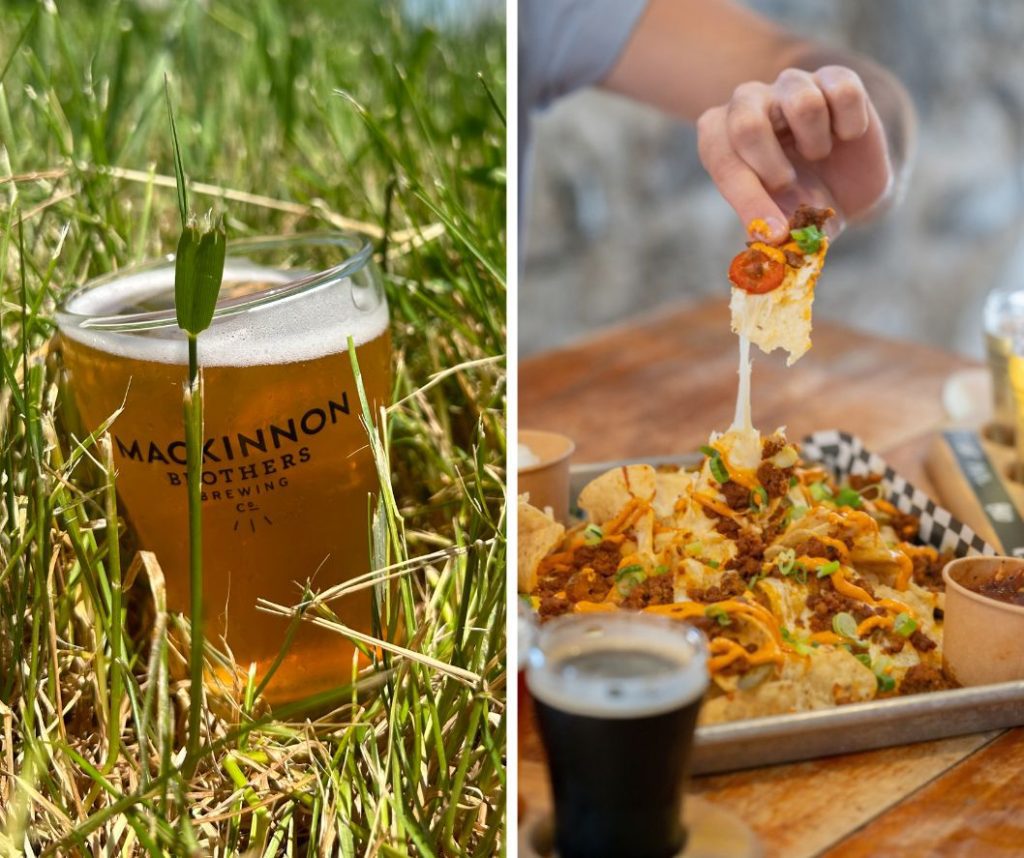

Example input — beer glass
[56,233,390,702]
[527,613,708,858]
[518,601,539,816]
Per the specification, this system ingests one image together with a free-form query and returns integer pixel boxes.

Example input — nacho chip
[518,497,565,593]
[700,647,875,724]
[578,464,656,524]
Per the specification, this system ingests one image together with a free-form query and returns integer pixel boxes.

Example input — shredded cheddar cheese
[856,615,893,636]
[692,492,745,524]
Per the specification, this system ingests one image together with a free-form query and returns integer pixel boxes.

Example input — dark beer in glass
[527,612,708,858]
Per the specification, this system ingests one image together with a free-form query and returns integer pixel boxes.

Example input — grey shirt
[519,0,649,225]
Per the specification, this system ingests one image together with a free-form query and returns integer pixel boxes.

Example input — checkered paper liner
[801,429,997,558]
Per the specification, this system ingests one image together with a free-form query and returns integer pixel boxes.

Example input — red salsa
[971,565,1024,607]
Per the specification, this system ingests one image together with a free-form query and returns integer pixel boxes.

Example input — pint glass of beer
[56,233,390,702]
[527,613,708,858]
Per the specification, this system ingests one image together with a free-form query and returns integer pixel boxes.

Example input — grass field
[0,1,506,855]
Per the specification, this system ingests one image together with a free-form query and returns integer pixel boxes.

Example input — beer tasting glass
[527,612,708,858]
[56,233,391,703]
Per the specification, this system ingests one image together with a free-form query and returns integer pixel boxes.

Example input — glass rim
[526,611,709,717]
[56,231,375,335]
[529,610,709,664]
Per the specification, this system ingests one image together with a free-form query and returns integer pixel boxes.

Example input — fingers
[697,105,789,242]
[697,65,876,238]
[726,82,796,191]
[774,68,832,161]
[813,65,870,141]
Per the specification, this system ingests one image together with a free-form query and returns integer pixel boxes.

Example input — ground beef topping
[889,510,921,542]
[715,517,742,539]
[539,594,570,618]
[899,664,959,696]
[757,461,791,499]
[790,204,833,231]
[909,630,937,653]
[564,569,611,604]
[726,531,765,580]
[689,571,746,603]
[783,249,805,268]
[848,472,883,490]
[535,539,626,618]
[762,435,786,459]
[879,632,907,655]
[621,572,674,609]
[572,541,622,578]
[720,480,750,511]
[805,578,878,632]
[792,537,838,561]
[911,550,953,592]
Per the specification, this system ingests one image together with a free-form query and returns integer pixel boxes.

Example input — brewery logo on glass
[111,390,357,533]
[56,235,391,701]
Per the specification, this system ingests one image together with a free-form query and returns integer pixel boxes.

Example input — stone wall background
[521,0,1024,358]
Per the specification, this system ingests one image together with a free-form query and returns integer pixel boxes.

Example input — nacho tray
[568,430,1024,775]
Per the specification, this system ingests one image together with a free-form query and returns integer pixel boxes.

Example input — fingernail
[759,216,786,242]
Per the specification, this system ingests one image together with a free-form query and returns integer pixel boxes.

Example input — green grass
[0,1,506,855]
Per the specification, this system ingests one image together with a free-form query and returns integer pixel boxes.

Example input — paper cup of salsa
[519,429,575,524]
[942,556,1024,686]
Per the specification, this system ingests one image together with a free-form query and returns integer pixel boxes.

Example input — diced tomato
[728,249,786,294]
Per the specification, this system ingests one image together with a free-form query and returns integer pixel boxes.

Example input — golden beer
[57,235,390,702]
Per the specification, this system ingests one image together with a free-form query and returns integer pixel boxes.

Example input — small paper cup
[518,429,575,524]
[942,556,1024,686]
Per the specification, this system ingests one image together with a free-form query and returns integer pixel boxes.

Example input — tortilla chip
[652,469,693,520]
[700,647,875,724]
[729,240,828,366]
[578,464,656,524]
[518,497,565,593]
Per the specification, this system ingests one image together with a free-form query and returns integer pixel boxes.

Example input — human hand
[696,66,892,243]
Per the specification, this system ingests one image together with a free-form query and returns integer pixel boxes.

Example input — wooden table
[519,300,1024,857]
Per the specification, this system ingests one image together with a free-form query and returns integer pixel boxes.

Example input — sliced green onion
[832,611,859,640]
[871,654,896,691]
[615,565,646,596]
[780,626,813,656]
[654,564,670,576]
[809,481,832,502]
[789,475,799,487]
[706,560,721,569]
[705,605,732,627]
[583,523,604,545]
[835,487,862,509]
[817,560,840,578]
[750,486,769,510]
[700,445,730,484]
[785,504,808,525]
[790,224,824,254]
[776,548,797,577]
[684,540,703,556]
[894,612,918,637]
[855,652,872,668]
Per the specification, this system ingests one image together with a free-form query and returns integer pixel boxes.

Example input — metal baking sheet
[569,455,1024,774]
[692,680,1024,774]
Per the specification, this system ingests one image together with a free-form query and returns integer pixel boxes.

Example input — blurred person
[519,0,914,245]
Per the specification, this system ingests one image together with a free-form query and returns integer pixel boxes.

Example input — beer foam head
[527,613,708,719]
[59,260,389,366]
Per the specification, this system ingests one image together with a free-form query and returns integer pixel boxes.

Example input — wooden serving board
[926,426,1024,555]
